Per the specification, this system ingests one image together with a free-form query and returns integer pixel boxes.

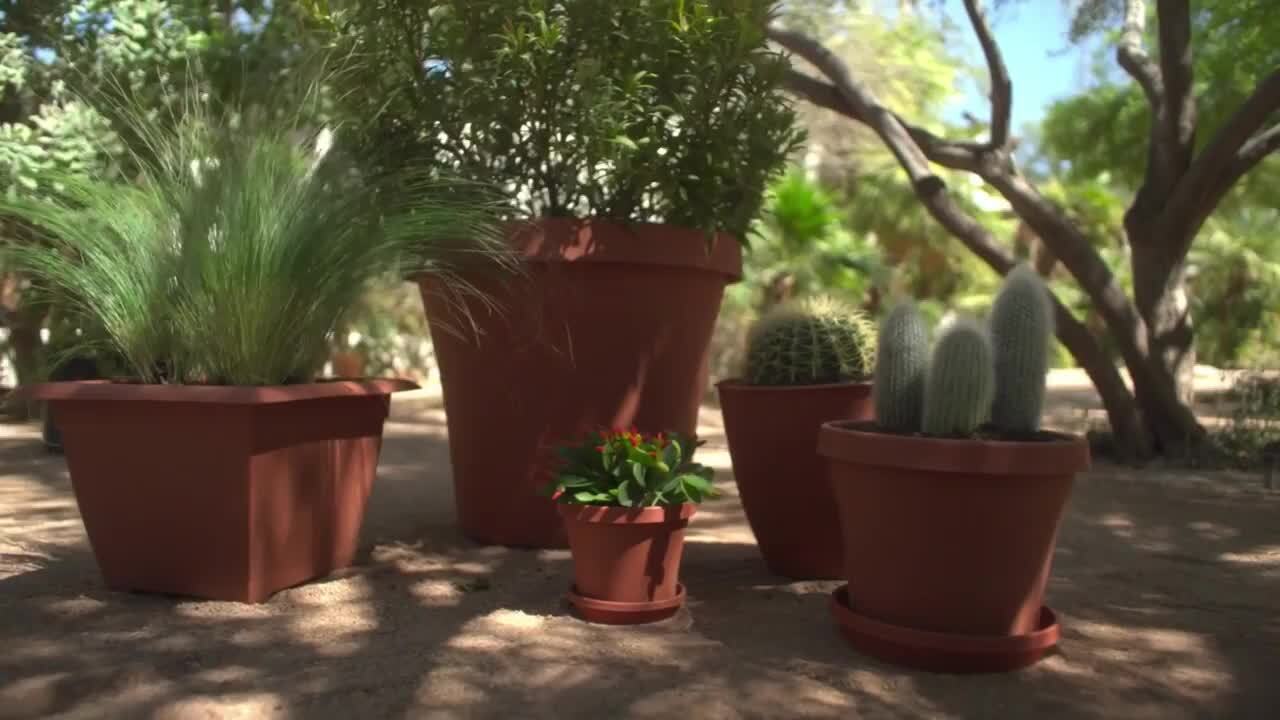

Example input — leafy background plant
[321,0,804,240]
[546,429,717,507]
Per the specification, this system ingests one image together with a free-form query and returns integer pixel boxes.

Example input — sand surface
[2,373,1279,719]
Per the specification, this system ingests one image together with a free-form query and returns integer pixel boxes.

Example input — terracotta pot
[716,380,872,579]
[30,378,417,602]
[419,219,741,547]
[331,350,366,379]
[818,421,1089,671]
[559,503,694,624]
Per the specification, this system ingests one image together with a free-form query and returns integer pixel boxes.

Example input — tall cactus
[989,264,1054,434]
[873,300,929,433]
[922,317,995,437]
[745,295,875,386]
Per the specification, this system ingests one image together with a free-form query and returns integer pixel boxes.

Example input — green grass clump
[0,77,514,386]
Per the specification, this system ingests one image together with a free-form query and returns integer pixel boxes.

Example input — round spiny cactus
[744,295,875,386]
[989,264,1054,435]
[873,300,929,433]
[922,316,995,438]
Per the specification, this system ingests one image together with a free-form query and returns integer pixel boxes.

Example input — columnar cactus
[873,300,929,433]
[922,317,995,438]
[745,295,875,386]
[989,264,1054,435]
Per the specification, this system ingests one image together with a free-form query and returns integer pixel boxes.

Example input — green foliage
[544,428,717,507]
[989,264,1054,434]
[873,300,929,433]
[0,74,514,385]
[328,0,803,240]
[744,295,875,386]
[922,317,995,438]
[1188,211,1280,368]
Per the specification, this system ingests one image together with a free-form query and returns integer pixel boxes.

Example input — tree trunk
[1126,223,1206,456]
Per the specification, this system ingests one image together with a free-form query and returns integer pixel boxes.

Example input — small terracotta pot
[331,350,366,379]
[717,380,872,579]
[420,218,741,548]
[30,378,417,603]
[559,503,694,624]
[818,421,1089,671]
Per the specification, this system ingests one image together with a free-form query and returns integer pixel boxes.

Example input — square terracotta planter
[32,379,416,603]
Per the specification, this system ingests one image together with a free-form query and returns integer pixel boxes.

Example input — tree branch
[1116,0,1162,107]
[961,0,1012,149]
[1155,0,1195,176]
[778,69,984,172]
[1160,69,1280,249]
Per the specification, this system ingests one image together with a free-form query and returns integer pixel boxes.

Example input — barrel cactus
[744,295,875,386]
[922,317,995,438]
[989,264,1054,435]
[873,300,929,433]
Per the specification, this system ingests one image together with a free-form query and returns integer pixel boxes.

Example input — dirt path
[1,384,1278,719]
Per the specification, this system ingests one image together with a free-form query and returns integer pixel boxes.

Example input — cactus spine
[922,317,995,437]
[989,264,1054,435]
[745,296,875,386]
[873,300,929,433]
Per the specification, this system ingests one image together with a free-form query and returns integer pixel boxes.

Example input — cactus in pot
[922,318,996,437]
[873,300,930,433]
[745,296,875,386]
[989,264,1054,435]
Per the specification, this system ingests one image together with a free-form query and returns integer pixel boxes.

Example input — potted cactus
[717,296,875,579]
[543,428,717,625]
[818,265,1090,673]
[2,80,511,603]
[330,0,802,548]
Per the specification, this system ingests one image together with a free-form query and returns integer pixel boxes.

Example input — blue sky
[941,1,1104,134]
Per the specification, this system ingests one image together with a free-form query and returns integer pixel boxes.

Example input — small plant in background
[744,295,875,386]
[873,263,1054,439]
[545,429,717,507]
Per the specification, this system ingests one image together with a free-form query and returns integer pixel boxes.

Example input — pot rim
[716,378,873,393]
[24,378,418,405]
[818,420,1090,476]
[557,502,697,525]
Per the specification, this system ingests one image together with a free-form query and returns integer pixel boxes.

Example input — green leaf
[617,480,634,507]
[662,440,681,468]
[558,474,594,489]
[632,463,647,486]
[572,491,598,503]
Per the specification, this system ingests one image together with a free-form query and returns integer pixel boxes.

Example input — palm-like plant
[0,75,515,386]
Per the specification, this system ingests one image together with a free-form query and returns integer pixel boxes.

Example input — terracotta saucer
[566,584,686,625]
[829,585,1060,673]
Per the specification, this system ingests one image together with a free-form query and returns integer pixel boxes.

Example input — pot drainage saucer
[829,585,1060,674]
[566,583,686,625]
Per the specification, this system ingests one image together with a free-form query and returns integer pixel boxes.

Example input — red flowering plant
[543,427,717,507]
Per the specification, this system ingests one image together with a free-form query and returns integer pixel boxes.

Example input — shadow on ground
[1,404,1278,719]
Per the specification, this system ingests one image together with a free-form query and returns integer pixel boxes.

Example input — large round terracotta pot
[716,380,873,579]
[817,420,1090,672]
[30,378,417,603]
[418,218,741,548]
[559,503,694,625]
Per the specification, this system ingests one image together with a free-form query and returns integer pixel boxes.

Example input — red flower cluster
[594,426,668,453]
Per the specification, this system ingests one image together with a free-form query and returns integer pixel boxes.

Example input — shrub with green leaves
[545,428,717,507]
[0,73,515,386]
[325,0,804,240]
[744,295,875,386]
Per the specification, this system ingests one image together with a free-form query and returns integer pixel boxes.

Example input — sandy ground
[2,372,1279,719]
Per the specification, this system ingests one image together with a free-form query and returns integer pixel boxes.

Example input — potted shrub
[544,428,717,625]
[818,265,1090,673]
[0,83,511,603]
[330,0,803,548]
[717,296,875,579]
